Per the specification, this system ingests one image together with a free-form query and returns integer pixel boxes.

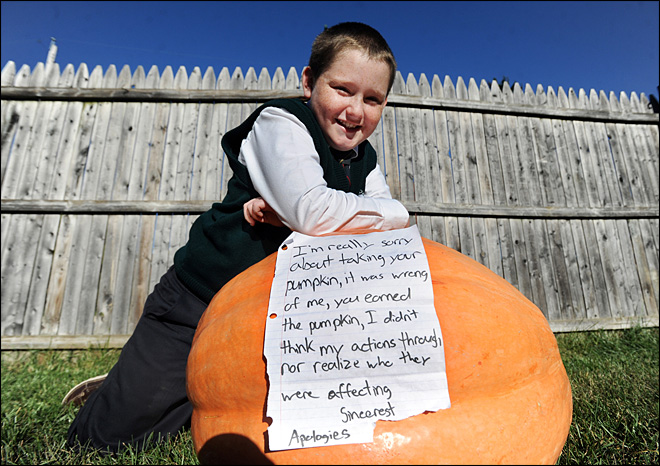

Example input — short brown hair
[308,22,397,94]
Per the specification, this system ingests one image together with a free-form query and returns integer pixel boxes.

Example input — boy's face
[302,49,389,152]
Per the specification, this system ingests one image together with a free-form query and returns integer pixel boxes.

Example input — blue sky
[1,1,658,99]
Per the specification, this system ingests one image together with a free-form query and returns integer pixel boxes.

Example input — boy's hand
[243,197,286,228]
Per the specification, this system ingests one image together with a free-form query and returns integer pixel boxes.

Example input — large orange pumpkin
[187,237,572,464]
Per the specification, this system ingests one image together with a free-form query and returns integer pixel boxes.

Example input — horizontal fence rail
[1,60,658,349]
[3,87,658,124]
[2,199,658,219]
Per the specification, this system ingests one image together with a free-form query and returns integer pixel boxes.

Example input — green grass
[555,326,659,464]
[1,348,198,465]
[2,327,658,465]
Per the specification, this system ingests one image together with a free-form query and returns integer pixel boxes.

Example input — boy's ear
[302,66,314,99]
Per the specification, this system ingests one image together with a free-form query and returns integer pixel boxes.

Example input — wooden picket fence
[1,60,658,349]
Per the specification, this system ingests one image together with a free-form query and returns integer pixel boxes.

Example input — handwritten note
[263,225,450,451]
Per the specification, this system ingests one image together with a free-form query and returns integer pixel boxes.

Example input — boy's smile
[302,49,390,152]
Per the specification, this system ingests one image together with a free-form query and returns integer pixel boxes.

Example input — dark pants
[67,266,208,453]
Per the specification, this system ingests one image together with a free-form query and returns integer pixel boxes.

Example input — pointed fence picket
[1,60,658,349]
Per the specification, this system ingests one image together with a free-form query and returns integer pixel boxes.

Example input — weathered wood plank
[494,82,522,206]
[73,65,118,335]
[548,315,659,333]
[46,65,99,336]
[91,65,132,335]
[393,72,414,203]
[4,198,657,220]
[544,88,588,322]
[566,89,599,208]
[534,217,562,322]
[149,67,184,293]
[413,75,443,243]
[443,77,472,254]
[1,64,43,279]
[166,64,195,280]
[589,90,623,206]
[458,78,488,267]
[1,63,29,186]
[468,79,500,273]
[4,86,657,124]
[1,213,37,335]
[221,67,244,199]
[430,76,455,204]
[40,65,90,336]
[108,66,157,334]
[508,86,561,318]
[630,92,659,173]
[408,73,432,244]
[21,64,76,336]
[637,218,659,314]
[99,65,145,336]
[243,67,260,115]
[567,219,597,320]
[204,68,229,201]
[574,89,612,206]
[513,84,543,206]
[549,87,582,207]
[547,219,578,320]
[456,78,479,206]
[380,81,400,198]
[580,219,613,319]
[405,73,429,203]
[1,334,132,350]
[466,79,492,204]
[479,80,507,205]
[1,60,17,85]
[429,76,458,249]
[608,92,649,206]
[537,87,586,322]
[496,218,517,288]
[127,65,167,328]
[1,65,41,199]
[593,219,627,318]
[621,92,659,204]
[639,217,659,312]
[167,67,202,294]
[614,219,646,317]
[520,219,549,318]
[508,218,534,304]
[560,88,615,323]
[600,93,636,207]
[217,66,240,200]
[529,85,565,207]
[166,66,202,290]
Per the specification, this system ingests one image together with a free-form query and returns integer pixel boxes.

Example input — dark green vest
[174,98,378,303]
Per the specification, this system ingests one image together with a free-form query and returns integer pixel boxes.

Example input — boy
[65,21,409,453]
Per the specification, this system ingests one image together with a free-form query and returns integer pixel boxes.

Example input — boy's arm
[239,107,409,236]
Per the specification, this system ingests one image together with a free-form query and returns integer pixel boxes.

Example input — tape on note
[263,225,450,451]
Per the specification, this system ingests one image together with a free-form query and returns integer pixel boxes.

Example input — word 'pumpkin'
[187,237,572,464]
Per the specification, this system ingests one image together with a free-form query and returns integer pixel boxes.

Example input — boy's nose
[345,97,364,123]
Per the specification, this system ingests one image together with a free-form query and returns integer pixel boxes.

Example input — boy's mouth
[336,119,360,131]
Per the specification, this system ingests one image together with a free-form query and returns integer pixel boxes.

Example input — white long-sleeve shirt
[238,106,409,236]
